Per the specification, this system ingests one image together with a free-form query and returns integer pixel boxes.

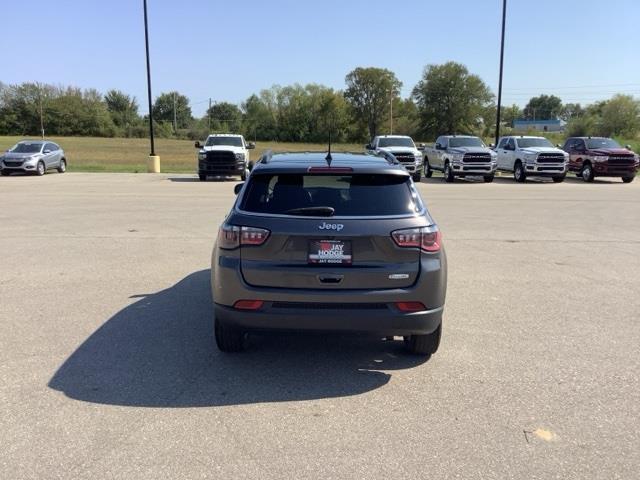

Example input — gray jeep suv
[211,151,447,355]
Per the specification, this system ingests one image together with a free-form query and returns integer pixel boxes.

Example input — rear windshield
[240,173,422,216]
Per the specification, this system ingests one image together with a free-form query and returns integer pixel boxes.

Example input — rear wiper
[283,206,335,217]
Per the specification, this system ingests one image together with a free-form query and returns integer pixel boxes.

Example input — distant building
[512,119,566,133]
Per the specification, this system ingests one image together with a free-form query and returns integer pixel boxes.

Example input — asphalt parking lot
[1,172,639,479]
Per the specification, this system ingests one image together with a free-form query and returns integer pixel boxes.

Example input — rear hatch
[234,172,427,290]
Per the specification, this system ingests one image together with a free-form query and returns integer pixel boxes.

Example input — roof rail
[259,150,274,164]
[375,150,400,165]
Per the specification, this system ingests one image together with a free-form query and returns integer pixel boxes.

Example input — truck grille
[462,153,491,164]
[392,152,416,165]
[537,153,565,163]
[201,151,240,172]
[607,155,635,166]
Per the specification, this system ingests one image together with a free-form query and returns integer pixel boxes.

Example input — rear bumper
[214,302,443,335]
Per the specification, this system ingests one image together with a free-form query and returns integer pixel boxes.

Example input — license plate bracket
[308,240,352,265]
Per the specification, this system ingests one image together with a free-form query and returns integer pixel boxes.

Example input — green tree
[560,103,583,121]
[152,91,192,130]
[206,102,243,132]
[501,104,522,127]
[104,89,139,130]
[523,94,563,120]
[344,67,402,140]
[599,94,640,137]
[412,61,494,138]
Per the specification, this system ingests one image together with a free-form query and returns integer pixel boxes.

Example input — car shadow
[48,270,427,408]
[167,176,239,183]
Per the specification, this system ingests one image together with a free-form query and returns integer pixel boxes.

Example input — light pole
[389,89,394,135]
[494,0,507,147]
[143,0,160,172]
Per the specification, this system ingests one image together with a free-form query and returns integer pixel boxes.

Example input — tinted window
[45,143,57,152]
[10,142,43,153]
[517,138,553,148]
[378,137,415,148]
[205,136,243,147]
[586,138,620,149]
[507,138,516,150]
[241,173,422,217]
[497,138,507,149]
[449,137,485,148]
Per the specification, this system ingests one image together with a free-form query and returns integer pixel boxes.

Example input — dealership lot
[1,173,639,479]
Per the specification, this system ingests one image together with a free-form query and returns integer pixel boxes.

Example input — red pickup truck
[562,137,638,183]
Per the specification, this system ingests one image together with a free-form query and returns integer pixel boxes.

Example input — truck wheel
[241,168,250,181]
[483,174,494,183]
[404,324,441,356]
[215,319,246,352]
[443,163,454,183]
[198,174,207,181]
[552,173,566,183]
[622,176,635,183]
[514,161,527,183]
[424,159,433,178]
[412,172,422,183]
[581,162,594,182]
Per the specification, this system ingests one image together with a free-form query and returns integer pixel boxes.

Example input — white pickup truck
[495,136,568,183]
[195,134,255,181]
[421,135,498,183]
[366,135,423,182]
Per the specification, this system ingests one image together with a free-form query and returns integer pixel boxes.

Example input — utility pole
[208,98,212,131]
[173,92,177,133]
[494,0,507,146]
[38,85,45,138]
[389,89,394,135]
[143,0,160,171]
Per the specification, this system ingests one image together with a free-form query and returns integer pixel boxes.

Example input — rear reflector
[395,302,426,312]
[233,300,264,310]
[307,166,353,173]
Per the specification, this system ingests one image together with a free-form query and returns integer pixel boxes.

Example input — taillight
[218,224,270,249]
[392,226,442,253]
[396,302,426,312]
[240,226,270,246]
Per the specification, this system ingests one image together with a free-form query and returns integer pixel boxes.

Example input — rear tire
[581,162,594,182]
[483,174,494,183]
[215,319,246,352]
[552,173,566,183]
[514,161,526,183]
[199,174,207,181]
[424,159,433,178]
[622,176,635,183]
[412,172,422,183]
[57,158,66,173]
[404,324,441,356]
[443,163,454,183]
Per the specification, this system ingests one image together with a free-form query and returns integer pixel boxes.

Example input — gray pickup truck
[421,135,498,183]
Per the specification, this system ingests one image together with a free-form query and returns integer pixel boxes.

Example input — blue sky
[3,0,639,116]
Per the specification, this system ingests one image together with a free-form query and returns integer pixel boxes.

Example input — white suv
[496,136,568,183]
